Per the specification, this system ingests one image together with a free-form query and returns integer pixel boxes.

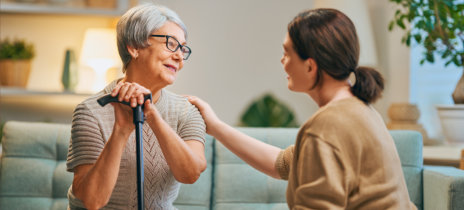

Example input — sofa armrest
[423,166,464,210]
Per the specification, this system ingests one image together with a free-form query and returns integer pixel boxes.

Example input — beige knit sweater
[275,97,417,210]
[66,80,206,210]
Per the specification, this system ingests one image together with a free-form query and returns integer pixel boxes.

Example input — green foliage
[388,0,463,67]
[240,93,299,128]
[0,38,35,60]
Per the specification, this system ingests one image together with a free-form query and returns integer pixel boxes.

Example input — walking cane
[97,93,152,210]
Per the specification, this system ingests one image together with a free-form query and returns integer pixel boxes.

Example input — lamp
[313,0,378,67]
[80,28,121,92]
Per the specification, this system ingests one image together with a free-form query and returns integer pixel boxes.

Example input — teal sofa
[1,121,463,210]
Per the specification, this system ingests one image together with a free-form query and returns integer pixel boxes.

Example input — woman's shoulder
[162,89,188,103]
[309,97,367,124]
[302,97,383,145]
[158,89,199,117]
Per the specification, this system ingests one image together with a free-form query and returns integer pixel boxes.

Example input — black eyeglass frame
[150,35,192,60]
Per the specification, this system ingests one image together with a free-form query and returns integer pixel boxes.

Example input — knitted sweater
[275,97,416,210]
[66,80,206,210]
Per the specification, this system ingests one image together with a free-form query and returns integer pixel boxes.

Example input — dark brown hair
[288,8,383,104]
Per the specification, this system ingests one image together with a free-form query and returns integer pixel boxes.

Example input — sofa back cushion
[212,128,424,210]
[390,130,424,210]
[0,121,73,210]
[212,127,298,210]
[0,121,213,210]
[174,134,214,210]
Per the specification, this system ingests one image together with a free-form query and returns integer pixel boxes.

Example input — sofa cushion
[0,121,73,210]
[212,127,298,210]
[174,134,214,210]
[212,128,425,210]
[390,130,424,209]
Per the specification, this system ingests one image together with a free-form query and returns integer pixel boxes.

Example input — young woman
[188,8,416,209]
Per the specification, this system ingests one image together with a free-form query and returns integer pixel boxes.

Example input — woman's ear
[127,45,139,59]
[305,58,317,73]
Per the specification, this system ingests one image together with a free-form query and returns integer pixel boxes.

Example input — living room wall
[0,0,410,126]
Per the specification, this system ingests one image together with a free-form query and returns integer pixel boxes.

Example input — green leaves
[240,93,298,128]
[0,39,35,60]
[388,0,463,68]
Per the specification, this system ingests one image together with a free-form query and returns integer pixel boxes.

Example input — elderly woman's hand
[111,81,151,108]
[110,81,153,135]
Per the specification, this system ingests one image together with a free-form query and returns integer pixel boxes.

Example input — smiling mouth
[164,64,177,73]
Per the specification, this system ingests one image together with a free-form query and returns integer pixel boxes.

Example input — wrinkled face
[137,21,185,85]
[280,33,312,92]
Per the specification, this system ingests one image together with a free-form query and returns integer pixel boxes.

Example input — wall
[1,0,411,126]
[147,0,410,125]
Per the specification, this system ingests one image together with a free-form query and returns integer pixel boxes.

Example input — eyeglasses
[150,35,192,60]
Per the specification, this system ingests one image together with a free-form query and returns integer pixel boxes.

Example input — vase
[436,105,464,145]
[452,70,464,104]
[0,59,31,87]
[387,103,433,145]
[61,49,78,92]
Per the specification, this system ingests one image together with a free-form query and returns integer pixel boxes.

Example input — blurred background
[1,0,461,144]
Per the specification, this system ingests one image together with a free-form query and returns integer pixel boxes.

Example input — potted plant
[388,0,464,144]
[240,93,298,127]
[0,38,35,87]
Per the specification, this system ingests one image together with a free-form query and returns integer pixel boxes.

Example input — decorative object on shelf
[80,28,121,93]
[436,105,464,145]
[389,0,464,145]
[387,103,434,145]
[0,38,35,87]
[240,93,298,128]
[61,49,78,92]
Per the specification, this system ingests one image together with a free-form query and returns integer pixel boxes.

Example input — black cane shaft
[97,93,151,210]
[135,121,144,210]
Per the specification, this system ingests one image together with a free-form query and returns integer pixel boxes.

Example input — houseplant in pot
[240,93,298,128]
[0,38,35,87]
[389,0,463,144]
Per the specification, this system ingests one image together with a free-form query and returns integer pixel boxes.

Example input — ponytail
[351,66,384,104]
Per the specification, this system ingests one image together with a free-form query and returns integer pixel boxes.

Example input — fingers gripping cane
[97,93,152,210]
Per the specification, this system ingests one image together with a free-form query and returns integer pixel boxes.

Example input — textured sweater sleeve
[275,145,295,180]
[177,102,206,144]
[66,102,105,172]
[291,136,347,209]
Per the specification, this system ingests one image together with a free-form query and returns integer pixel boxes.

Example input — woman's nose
[172,50,183,61]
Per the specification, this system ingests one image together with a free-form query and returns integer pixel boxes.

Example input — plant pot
[436,105,464,145]
[0,59,31,87]
[452,70,464,103]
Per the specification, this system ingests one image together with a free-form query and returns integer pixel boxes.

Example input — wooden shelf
[0,87,91,124]
[0,0,130,16]
[423,145,464,168]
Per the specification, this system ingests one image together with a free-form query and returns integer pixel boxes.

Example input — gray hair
[117,3,187,72]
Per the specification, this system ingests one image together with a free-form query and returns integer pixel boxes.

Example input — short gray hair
[117,3,187,72]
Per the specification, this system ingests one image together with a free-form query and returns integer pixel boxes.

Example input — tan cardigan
[275,97,416,210]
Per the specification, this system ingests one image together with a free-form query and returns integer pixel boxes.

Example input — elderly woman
[188,8,416,209]
[66,4,206,210]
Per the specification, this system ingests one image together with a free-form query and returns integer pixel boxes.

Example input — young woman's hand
[185,95,223,137]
